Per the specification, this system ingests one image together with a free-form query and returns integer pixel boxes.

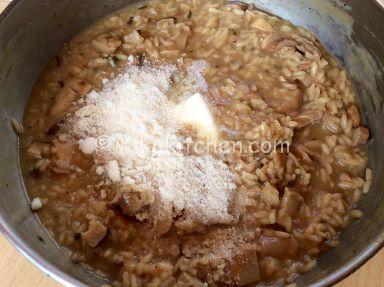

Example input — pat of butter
[176,93,217,140]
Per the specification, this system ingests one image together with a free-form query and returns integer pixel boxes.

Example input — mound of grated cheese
[71,62,236,230]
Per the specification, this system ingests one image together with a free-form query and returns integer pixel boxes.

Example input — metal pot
[0,0,383,286]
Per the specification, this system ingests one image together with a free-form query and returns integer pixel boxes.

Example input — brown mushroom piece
[82,220,107,247]
[277,188,304,231]
[226,244,260,286]
[279,188,304,218]
[262,86,303,114]
[259,235,299,259]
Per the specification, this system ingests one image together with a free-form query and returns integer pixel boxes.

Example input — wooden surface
[1,0,384,286]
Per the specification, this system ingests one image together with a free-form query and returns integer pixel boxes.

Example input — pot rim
[0,4,98,287]
[0,1,383,287]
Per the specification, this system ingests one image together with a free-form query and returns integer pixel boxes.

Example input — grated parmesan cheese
[71,61,236,232]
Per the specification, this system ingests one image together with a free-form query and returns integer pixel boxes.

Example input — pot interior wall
[0,0,383,286]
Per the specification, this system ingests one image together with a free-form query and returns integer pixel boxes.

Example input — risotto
[19,0,372,286]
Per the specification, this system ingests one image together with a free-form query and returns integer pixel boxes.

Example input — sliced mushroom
[293,109,324,128]
[82,220,107,247]
[262,86,303,114]
[259,235,299,259]
[227,244,260,286]
[280,188,303,218]
[277,188,304,231]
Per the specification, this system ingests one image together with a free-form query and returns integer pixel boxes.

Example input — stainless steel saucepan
[0,0,383,286]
